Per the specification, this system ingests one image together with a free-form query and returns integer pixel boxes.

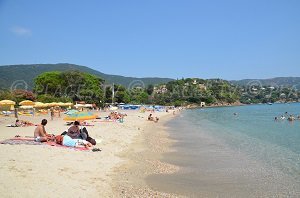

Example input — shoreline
[112,105,300,197]
[111,112,183,197]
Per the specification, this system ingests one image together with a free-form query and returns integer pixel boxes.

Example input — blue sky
[0,0,299,80]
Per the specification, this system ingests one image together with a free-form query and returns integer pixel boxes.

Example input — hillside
[0,63,173,90]
[231,77,300,89]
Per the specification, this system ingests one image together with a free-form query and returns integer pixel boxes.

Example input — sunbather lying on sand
[55,135,92,148]
[7,119,35,127]
[147,114,159,123]
[107,111,127,120]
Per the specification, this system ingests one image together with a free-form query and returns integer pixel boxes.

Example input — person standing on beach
[58,107,61,118]
[14,108,18,119]
[50,107,54,120]
[34,119,53,142]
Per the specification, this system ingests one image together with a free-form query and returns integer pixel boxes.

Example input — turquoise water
[186,103,300,176]
[147,103,300,197]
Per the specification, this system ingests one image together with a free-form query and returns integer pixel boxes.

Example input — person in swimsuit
[33,119,53,142]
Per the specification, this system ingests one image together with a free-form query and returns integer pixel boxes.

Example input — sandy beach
[112,112,182,198]
[0,110,176,197]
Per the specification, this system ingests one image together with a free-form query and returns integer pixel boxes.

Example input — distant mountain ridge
[231,77,300,89]
[1,64,300,91]
[0,63,174,90]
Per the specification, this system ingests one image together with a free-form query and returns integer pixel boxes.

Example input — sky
[0,0,299,80]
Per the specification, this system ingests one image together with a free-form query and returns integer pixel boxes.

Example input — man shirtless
[34,119,53,142]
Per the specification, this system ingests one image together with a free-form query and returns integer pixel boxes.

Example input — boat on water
[268,102,273,105]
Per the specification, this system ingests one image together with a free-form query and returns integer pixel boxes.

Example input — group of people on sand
[274,112,300,121]
[148,114,159,123]
[106,111,127,122]
[8,119,35,127]
[33,119,96,149]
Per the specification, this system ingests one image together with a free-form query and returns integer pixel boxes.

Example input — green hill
[231,77,300,89]
[0,63,174,90]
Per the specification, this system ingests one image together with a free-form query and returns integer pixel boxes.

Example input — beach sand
[0,110,175,197]
[111,113,183,198]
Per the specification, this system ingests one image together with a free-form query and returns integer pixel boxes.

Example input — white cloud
[11,26,32,36]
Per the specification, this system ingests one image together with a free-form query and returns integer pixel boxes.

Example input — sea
[146,103,300,197]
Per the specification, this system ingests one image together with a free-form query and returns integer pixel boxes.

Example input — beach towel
[6,124,37,127]
[46,141,89,151]
[6,125,19,127]
[0,138,42,145]
[92,120,117,123]
[0,137,89,151]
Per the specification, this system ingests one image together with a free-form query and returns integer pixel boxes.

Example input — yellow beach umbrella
[0,100,16,110]
[19,100,35,106]
[0,100,16,105]
[59,102,73,107]
[61,102,73,109]
[34,102,47,108]
[57,102,66,107]
[46,102,59,107]
[66,102,73,108]
[19,105,34,109]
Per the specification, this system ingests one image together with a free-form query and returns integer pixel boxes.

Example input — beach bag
[80,130,87,140]
[81,127,96,145]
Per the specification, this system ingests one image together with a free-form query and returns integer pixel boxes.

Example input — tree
[34,71,64,97]
[146,84,154,95]
[34,71,104,105]
[114,85,130,103]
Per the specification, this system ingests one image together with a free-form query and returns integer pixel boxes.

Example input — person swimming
[280,115,286,120]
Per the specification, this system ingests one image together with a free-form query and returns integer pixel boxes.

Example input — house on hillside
[200,102,205,107]
[198,84,207,91]
[154,85,168,94]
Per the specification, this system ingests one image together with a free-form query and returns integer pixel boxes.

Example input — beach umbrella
[0,100,16,110]
[34,102,47,108]
[58,102,73,108]
[64,102,73,109]
[74,104,85,108]
[19,100,35,106]
[0,100,16,105]
[19,105,34,109]
[64,109,79,115]
[63,111,97,121]
[56,102,66,107]
[46,102,59,107]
